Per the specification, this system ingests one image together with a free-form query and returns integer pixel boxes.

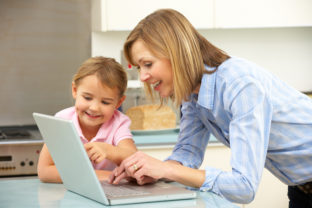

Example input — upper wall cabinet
[92,0,214,31]
[215,0,312,28]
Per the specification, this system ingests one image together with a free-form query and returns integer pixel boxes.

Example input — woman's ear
[116,95,126,109]
[72,82,77,99]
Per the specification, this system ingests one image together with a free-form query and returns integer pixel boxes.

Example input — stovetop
[0,125,43,145]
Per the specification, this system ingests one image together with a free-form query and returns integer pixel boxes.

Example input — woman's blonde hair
[73,56,127,97]
[124,9,229,106]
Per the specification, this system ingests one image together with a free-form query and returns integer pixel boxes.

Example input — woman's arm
[84,139,137,165]
[37,144,62,183]
[201,75,273,203]
[163,159,206,188]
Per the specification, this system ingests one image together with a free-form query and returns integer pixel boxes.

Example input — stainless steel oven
[0,126,43,177]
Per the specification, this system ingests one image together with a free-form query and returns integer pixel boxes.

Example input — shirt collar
[197,65,217,110]
[72,110,117,142]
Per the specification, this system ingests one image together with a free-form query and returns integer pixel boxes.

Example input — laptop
[33,112,197,206]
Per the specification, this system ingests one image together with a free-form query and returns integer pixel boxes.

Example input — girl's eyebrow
[82,92,114,101]
[82,92,92,96]
[102,97,114,101]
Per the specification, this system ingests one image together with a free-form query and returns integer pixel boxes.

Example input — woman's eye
[144,63,152,68]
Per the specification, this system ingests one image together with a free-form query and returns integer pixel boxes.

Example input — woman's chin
[159,90,173,98]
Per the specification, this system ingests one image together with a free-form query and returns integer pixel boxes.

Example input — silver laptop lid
[33,112,109,205]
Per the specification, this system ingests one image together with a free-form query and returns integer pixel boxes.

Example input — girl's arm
[84,139,137,165]
[37,144,62,183]
[38,144,115,183]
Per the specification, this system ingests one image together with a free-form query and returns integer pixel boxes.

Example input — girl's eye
[84,96,92,101]
[101,101,110,105]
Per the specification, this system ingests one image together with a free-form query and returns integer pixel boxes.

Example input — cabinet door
[215,0,312,28]
[92,0,214,31]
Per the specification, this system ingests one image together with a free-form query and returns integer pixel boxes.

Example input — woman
[109,9,312,207]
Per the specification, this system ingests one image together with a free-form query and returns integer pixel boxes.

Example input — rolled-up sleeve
[201,76,273,204]
[166,98,210,169]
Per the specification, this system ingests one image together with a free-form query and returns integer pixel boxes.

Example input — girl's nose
[139,70,151,82]
[89,101,100,111]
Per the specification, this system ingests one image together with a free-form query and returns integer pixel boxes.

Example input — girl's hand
[108,151,164,185]
[84,142,107,164]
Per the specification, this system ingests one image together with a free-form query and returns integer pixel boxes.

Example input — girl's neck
[80,124,101,141]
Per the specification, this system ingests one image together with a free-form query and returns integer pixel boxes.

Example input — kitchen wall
[0,0,91,126]
[92,27,312,92]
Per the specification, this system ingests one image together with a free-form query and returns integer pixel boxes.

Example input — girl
[109,9,312,207]
[38,56,137,183]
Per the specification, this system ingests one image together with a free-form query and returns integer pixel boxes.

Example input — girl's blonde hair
[124,9,229,106]
[73,56,127,97]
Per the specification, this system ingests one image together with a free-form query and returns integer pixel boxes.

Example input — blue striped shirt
[167,57,312,203]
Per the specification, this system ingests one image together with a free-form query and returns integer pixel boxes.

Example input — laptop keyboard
[101,182,150,197]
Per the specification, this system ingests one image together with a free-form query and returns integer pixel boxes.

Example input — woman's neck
[192,84,201,94]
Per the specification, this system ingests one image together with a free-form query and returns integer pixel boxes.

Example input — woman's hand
[108,151,165,185]
[84,142,107,164]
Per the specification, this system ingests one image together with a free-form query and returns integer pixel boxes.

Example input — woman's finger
[112,171,128,184]
[136,175,155,185]
[122,157,138,176]
[115,161,127,176]
[108,168,118,183]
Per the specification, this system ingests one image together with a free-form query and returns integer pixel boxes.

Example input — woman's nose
[139,70,150,82]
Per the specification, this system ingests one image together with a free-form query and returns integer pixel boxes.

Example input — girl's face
[131,40,174,98]
[72,74,125,134]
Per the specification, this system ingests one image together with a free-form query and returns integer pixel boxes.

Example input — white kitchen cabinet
[91,0,214,31]
[215,0,312,28]
[92,0,312,31]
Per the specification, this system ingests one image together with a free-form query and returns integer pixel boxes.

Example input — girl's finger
[90,153,99,162]
[95,155,104,163]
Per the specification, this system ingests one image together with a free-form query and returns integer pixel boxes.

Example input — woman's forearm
[163,161,205,188]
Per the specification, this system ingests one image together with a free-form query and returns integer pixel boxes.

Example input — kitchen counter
[0,178,238,208]
[133,130,218,147]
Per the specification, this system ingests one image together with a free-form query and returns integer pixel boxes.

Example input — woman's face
[131,40,174,98]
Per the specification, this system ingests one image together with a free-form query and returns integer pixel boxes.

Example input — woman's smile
[152,80,162,91]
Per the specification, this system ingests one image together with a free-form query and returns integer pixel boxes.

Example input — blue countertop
[0,178,238,208]
[132,129,218,146]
